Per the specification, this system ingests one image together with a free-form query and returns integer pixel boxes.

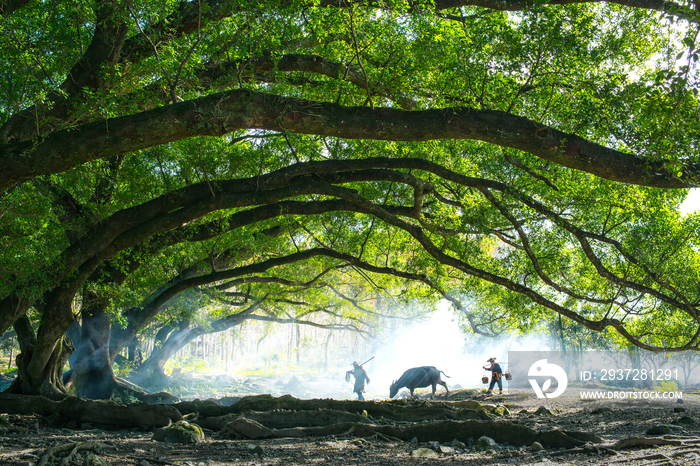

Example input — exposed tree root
[37,442,115,466]
[224,417,593,449]
[367,432,402,442]
[132,391,180,404]
[562,430,604,444]
[176,394,497,422]
[190,394,593,449]
[125,455,173,465]
[197,408,374,431]
[611,437,684,450]
[0,393,182,428]
[173,399,232,418]
[550,445,618,457]
[0,392,605,451]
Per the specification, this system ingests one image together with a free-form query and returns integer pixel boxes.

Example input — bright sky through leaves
[680,189,700,214]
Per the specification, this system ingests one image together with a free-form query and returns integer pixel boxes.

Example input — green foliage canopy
[0,0,699,382]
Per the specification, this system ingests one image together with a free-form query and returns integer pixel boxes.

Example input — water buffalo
[389,366,450,399]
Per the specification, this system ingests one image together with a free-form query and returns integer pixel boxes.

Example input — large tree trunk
[8,315,74,399]
[132,324,198,386]
[127,337,143,367]
[64,303,118,399]
[4,316,36,394]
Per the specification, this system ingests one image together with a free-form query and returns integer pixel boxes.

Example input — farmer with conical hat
[346,361,371,400]
[483,357,503,395]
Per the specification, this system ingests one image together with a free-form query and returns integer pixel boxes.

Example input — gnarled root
[37,441,115,466]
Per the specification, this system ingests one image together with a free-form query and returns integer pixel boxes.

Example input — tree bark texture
[65,305,118,399]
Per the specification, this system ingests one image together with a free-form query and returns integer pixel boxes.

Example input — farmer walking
[346,360,371,400]
[483,357,503,395]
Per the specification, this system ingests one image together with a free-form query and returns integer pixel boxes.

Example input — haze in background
[364,304,550,399]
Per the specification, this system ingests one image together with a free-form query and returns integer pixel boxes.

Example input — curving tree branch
[2,90,697,194]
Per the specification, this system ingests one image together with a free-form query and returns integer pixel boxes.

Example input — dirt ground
[2,385,700,466]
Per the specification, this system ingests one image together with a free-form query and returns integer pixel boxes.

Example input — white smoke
[166,300,555,401]
[364,303,553,399]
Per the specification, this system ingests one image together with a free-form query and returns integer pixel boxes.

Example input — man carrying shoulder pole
[346,357,373,400]
[484,357,503,395]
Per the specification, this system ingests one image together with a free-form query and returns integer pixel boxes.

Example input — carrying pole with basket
[499,362,512,380]
[346,356,374,382]
[482,362,512,384]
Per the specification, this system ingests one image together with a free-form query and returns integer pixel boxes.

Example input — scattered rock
[674,407,687,413]
[412,448,437,457]
[591,407,613,415]
[645,424,683,435]
[248,444,265,456]
[534,406,553,416]
[283,375,305,393]
[475,436,500,451]
[153,421,204,444]
[215,374,237,384]
[493,406,510,416]
[221,418,274,439]
[437,445,455,454]
[428,441,440,450]
[677,399,684,404]
[140,460,151,466]
[410,437,418,444]
[672,416,695,426]
[451,439,466,449]
[83,454,108,466]
[530,442,544,452]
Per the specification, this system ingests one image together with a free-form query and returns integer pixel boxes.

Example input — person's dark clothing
[348,366,370,400]
[488,362,503,392]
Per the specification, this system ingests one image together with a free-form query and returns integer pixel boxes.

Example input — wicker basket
[481,376,489,384]
[504,371,512,381]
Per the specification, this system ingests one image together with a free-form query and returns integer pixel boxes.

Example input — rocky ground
[2,378,700,466]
